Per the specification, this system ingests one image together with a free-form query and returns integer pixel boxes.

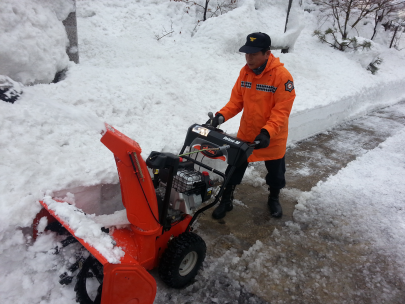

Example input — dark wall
[63,0,79,64]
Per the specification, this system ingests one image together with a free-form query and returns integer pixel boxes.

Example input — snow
[295,126,405,265]
[43,195,125,263]
[0,0,74,84]
[0,0,404,303]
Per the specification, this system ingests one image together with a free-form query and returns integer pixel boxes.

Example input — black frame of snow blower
[178,123,256,231]
[147,123,255,232]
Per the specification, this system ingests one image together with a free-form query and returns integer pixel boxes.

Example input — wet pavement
[191,100,405,303]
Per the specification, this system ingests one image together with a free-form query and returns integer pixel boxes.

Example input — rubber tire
[159,232,206,288]
[75,255,103,304]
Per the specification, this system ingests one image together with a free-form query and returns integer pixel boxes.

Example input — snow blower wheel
[159,232,206,288]
[75,255,103,304]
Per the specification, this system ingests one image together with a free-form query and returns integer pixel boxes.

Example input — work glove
[254,129,270,149]
[206,113,224,128]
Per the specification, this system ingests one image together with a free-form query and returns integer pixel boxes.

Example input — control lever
[207,112,224,128]
[208,112,214,125]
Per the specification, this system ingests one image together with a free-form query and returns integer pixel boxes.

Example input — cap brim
[239,45,263,54]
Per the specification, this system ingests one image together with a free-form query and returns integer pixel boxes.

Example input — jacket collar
[244,53,279,79]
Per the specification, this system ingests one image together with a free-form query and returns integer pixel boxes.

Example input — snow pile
[0,229,78,304]
[0,92,107,231]
[0,0,74,84]
[42,195,125,263]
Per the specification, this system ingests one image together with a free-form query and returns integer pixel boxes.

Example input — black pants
[225,156,286,189]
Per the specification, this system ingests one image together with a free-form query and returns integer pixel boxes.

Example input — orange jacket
[218,54,295,162]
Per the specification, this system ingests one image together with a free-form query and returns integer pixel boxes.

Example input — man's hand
[254,129,270,149]
[206,113,224,128]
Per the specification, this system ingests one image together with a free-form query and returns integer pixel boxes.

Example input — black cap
[239,32,271,54]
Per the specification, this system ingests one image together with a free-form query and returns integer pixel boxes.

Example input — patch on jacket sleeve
[284,80,294,92]
[241,81,252,89]
[256,84,277,93]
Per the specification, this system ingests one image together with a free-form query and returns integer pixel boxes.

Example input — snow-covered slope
[0,0,405,303]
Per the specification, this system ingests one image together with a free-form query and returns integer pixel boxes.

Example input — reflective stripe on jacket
[218,54,296,162]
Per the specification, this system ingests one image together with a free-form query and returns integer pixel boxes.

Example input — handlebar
[205,111,260,149]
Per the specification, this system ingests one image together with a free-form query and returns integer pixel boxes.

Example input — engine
[169,169,214,214]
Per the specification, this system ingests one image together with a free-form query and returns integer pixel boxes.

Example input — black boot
[268,187,282,218]
[212,185,235,219]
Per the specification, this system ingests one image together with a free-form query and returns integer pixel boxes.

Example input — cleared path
[155,100,405,304]
[198,100,405,252]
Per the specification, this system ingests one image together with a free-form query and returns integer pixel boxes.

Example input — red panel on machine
[102,263,156,304]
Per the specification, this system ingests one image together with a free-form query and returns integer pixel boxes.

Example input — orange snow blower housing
[33,121,256,304]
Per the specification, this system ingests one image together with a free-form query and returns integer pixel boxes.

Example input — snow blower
[33,115,256,304]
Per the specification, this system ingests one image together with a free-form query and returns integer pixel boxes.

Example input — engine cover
[170,191,202,214]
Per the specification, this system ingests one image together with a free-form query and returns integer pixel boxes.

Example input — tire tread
[159,232,206,288]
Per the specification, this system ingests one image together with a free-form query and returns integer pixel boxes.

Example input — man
[209,32,296,220]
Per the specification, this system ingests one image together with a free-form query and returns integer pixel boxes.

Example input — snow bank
[288,77,405,143]
[0,0,74,84]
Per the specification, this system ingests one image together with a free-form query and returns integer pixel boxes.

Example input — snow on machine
[33,114,256,304]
